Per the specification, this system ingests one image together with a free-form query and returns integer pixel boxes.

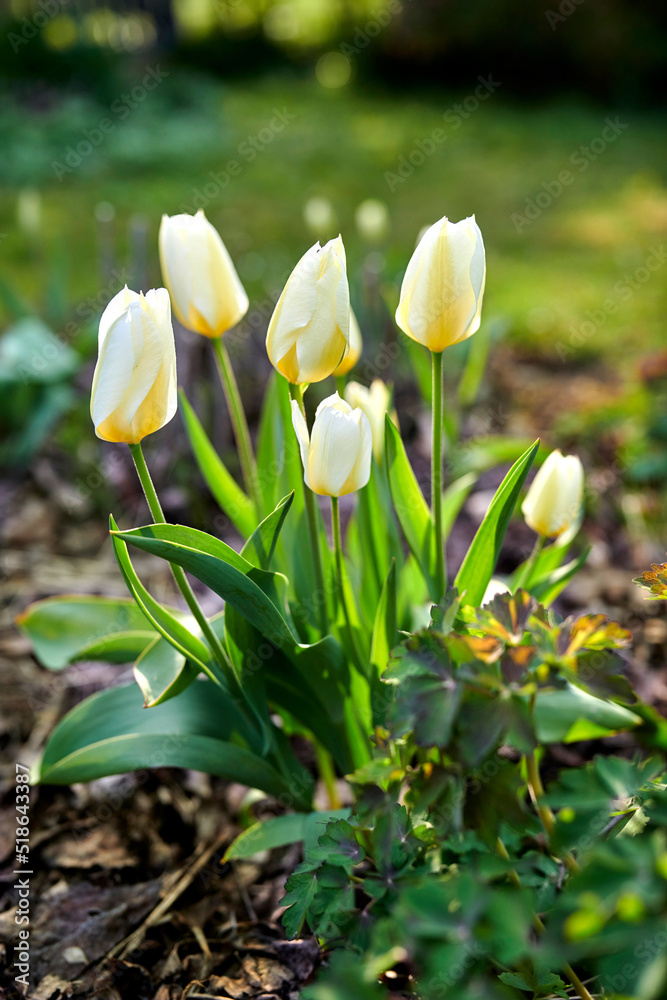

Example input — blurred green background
[1,0,666,531]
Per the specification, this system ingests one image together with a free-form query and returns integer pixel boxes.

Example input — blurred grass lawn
[1,71,665,371]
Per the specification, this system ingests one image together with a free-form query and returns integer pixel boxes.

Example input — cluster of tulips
[20,203,592,806]
[91,208,584,603]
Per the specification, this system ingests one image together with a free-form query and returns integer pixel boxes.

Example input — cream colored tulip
[395,214,486,353]
[266,236,350,384]
[344,379,394,461]
[159,210,248,338]
[522,450,584,537]
[91,286,177,444]
[291,392,372,496]
[334,308,362,376]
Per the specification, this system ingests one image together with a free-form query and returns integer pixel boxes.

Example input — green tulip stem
[315,742,342,811]
[335,374,346,396]
[496,837,594,1000]
[514,534,546,592]
[431,349,446,599]
[525,748,580,877]
[128,442,233,684]
[212,336,262,514]
[331,496,366,677]
[289,383,329,636]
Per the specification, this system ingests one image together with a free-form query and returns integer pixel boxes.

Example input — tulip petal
[522,450,584,537]
[92,303,164,443]
[340,409,372,494]
[266,244,320,372]
[98,286,139,350]
[266,237,350,384]
[308,405,361,496]
[91,311,135,432]
[396,215,485,352]
[159,211,248,337]
[290,400,312,489]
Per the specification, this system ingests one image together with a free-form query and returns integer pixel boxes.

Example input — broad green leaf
[224,808,350,861]
[225,566,358,772]
[134,613,227,709]
[134,634,200,708]
[441,472,477,538]
[110,517,214,677]
[112,522,296,649]
[385,417,438,600]
[370,560,397,677]
[241,492,294,570]
[35,681,311,806]
[17,596,157,670]
[455,439,539,607]
[531,547,591,606]
[256,372,286,514]
[179,390,256,537]
[534,683,641,743]
[74,631,158,664]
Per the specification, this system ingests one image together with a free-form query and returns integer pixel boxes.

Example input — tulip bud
[159,210,248,338]
[522,450,584,537]
[395,214,485,353]
[91,286,177,444]
[291,392,372,496]
[344,378,395,461]
[266,236,350,384]
[334,308,362,377]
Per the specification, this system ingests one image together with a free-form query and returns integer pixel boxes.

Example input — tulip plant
[19,210,666,999]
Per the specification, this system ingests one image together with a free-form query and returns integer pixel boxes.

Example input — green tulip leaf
[179,389,256,537]
[110,516,214,676]
[17,595,158,670]
[241,492,294,570]
[530,546,592,606]
[35,681,311,806]
[455,439,540,606]
[441,472,477,538]
[134,635,201,708]
[385,417,438,601]
[112,522,297,649]
[370,560,397,678]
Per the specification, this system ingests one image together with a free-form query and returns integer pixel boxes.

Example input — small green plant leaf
[534,683,642,743]
[224,809,351,861]
[634,560,667,599]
